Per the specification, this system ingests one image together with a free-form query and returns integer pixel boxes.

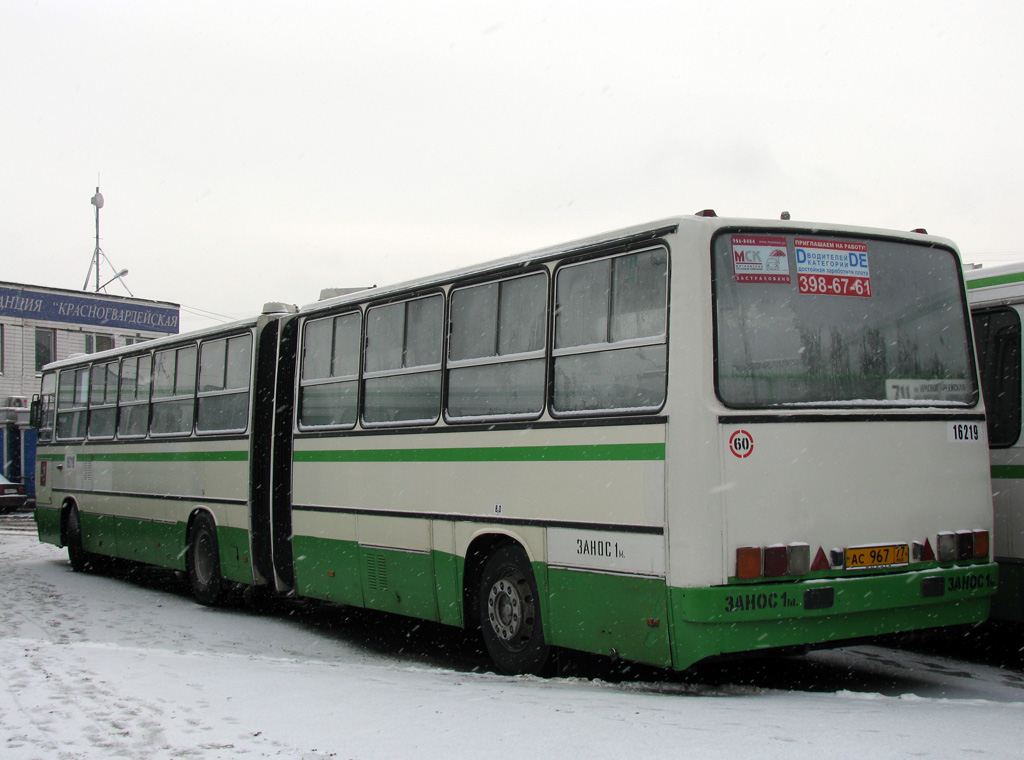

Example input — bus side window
[298,313,360,429]
[552,248,669,415]
[37,372,57,442]
[197,333,253,434]
[150,345,198,437]
[56,367,89,440]
[973,307,1022,447]
[363,295,443,426]
[118,354,152,438]
[447,271,547,420]
[88,360,119,440]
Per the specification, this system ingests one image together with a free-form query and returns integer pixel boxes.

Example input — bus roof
[298,213,956,318]
[965,260,1024,305]
[39,212,959,372]
[40,312,267,373]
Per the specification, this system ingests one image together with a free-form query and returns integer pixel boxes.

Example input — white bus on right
[967,262,1024,621]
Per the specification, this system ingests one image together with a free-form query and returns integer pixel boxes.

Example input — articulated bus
[966,262,1024,622]
[33,213,997,674]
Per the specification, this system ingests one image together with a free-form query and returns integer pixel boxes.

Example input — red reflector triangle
[922,538,936,562]
[811,547,830,571]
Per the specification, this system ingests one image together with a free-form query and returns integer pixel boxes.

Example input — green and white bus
[33,213,997,674]
[966,262,1024,622]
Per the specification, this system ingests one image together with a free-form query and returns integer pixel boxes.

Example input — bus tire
[478,544,551,675]
[66,505,96,573]
[187,513,225,606]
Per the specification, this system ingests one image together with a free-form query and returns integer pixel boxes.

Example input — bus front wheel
[478,545,551,675]
[187,513,225,606]
[66,505,97,573]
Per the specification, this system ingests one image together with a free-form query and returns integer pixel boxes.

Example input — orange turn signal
[973,530,990,560]
[737,546,762,580]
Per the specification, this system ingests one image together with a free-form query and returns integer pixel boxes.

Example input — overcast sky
[4,1,1023,331]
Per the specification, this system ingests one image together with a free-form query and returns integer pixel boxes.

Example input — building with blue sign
[0,281,179,501]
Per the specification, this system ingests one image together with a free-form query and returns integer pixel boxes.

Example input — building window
[35,328,55,372]
[0,324,4,374]
[85,333,114,354]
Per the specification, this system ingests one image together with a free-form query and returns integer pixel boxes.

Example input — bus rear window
[714,233,978,408]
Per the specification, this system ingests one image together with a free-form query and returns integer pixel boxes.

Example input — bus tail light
[973,530,990,559]
[737,547,762,579]
[787,543,810,575]
[737,543,811,579]
[937,532,957,562]
[764,545,788,577]
[956,531,974,561]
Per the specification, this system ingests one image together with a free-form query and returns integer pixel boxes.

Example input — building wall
[0,317,167,402]
[0,281,180,489]
[0,281,180,403]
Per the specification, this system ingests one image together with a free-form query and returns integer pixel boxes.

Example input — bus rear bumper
[669,563,998,670]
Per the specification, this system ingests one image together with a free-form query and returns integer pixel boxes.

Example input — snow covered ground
[2,514,1023,759]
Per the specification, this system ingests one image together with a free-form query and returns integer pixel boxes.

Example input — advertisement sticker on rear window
[731,235,791,283]
[795,238,872,297]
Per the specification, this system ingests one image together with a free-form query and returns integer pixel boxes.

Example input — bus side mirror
[29,396,42,429]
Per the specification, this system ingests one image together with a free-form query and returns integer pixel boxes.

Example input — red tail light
[763,545,788,577]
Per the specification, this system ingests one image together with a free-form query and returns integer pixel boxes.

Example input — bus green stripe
[77,451,248,463]
[967,271,1024,290]
[295,442,665,463]
[992,464,1024,479]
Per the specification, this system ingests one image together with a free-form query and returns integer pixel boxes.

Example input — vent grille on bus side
[366,552,388,590]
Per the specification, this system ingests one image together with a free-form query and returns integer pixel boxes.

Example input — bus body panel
[967,264,1024,620]
[289,423,672,666]
[718,418,992,558]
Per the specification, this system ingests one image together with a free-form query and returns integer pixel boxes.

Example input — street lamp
[99,268,129,290]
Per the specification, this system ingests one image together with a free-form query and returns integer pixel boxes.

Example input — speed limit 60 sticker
[729,430,754,458]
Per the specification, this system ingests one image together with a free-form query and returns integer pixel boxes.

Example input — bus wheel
[478,545,551,675]
[187,513,225,606]
[66,506,95,573]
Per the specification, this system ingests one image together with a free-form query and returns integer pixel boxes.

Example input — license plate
[845,544,909,570]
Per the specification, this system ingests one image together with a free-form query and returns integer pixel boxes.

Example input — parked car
[0,474,27,513]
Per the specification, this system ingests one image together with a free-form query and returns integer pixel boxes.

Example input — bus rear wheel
[478,545,551,675]
[187,513,225,606]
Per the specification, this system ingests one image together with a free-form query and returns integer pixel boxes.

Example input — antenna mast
[83,187,104,291]
[82,185,132,294]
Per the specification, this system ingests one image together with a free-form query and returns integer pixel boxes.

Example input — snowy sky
[4,1,1024,332]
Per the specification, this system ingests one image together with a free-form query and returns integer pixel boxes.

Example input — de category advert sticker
[794,238,872,297]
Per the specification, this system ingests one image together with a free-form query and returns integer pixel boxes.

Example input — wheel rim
[486,569,534,651]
